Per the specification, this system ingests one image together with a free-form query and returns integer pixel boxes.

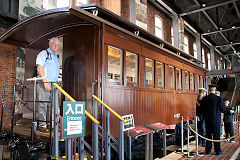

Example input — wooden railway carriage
[0,4,206,137]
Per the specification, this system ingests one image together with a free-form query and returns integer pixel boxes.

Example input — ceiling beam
[180,0,238,16]
[215,42,240,48]
[202,26,240,35]
[191,0,236,51]
[233,2,240,19]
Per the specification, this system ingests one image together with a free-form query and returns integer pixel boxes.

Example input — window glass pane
[126,52,138,83]
[185,71,189,90]
[171,27,174,45]
[200,76,203,88]
[196,75,199,90]
[145,58,154,86]
[107,46,122,81]
[202,49,205,68]
[207,53,211,70]
[168,66,175,89]
[155,16,163,39]
[176,68,181,89]
[193,43,197,58]
[190,73,194,90]
[156,62,164,87]
[184,36,189,54]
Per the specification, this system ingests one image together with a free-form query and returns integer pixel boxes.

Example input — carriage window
[168,66,175,89]
[145,58,154,87]
[156,61,164,88]
[196,75,199,91]
[185,71,189,91]
[200,76,203,88]
[176,68,181,90]
[107,46,123,83]
[190,73,194,91]
[126,52,138,85]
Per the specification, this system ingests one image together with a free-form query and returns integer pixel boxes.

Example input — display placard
[61,101,85,138]
[122,114,135,131]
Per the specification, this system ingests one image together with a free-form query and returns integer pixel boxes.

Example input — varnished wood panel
[102,84,197,136]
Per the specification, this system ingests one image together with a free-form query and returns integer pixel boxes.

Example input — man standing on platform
[36,37,61,132]
[201,84,225,155]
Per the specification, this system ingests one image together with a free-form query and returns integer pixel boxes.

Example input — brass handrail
[230,86,237,105]
[53,83,99,124]
[92,95,124,121]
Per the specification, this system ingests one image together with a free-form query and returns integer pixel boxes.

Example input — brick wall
[121,0,130,20]
[89,0,101,5]
[147,2,172,43]
[184,31,195,57]
[0,27,17,124]
[101,0,121,16]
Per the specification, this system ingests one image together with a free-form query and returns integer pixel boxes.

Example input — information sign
[122,114,135,131]
[61,101,85,138]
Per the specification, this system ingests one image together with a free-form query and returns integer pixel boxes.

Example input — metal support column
[0,86,5,132]
[180,116,184,155]
[145,134,149,160]
[149,133,153,160]
[32,80,37,141]
[172,14,180,49]
[163,129,167,156]
[53,88,59,158]
[210,46,215,70]
[196,34,202,62]
[187,117,190,157]
[105,109,110,160]
[79,137,84,160]
[92,99,98,160]
[66,138,71,160]
[10,85,16,138]
[119,120,124,160]
[194,116,198,155]
[128,135,132,160]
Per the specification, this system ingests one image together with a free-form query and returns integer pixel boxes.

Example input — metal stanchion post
[194,116,198,156]
[239,124,240,146]
[187,117,190,157]
[145,134,149,160]
[105,109,110,160]
[149,133,153,160]
[92,99,98,160]
[163,128,167,156]
[119,120,124,160]
[180,116,184,155]
[128,135,132,160]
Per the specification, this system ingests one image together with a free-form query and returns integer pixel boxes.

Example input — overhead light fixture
[202,3,206,7]
[232,26,236,28]
[220,27,223,30]
[230,41,233,44]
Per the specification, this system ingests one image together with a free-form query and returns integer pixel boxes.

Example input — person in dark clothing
[223,99,235,143]
[196,88,207,146]
[200,84,225,155]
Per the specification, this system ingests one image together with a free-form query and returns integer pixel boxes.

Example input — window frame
[168,65,175,90]
[106,45,123,85]
[125,51,139,87]
[184,71,190,91]
[189,73,194,91]
[193,42,197,59]
[155,61,165,89]
[184,36,189,54]
[202,48,205,68]
[154,15,164,39]
[207,53,211,70]
[145,57,154,88]
[196,75,200,92]
[176,68,182,90]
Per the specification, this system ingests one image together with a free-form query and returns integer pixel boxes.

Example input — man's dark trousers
[205,121,221,153]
